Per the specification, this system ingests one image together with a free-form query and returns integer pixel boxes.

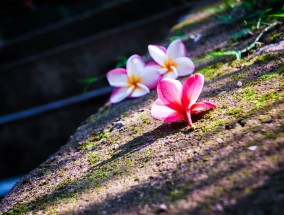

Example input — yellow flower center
[127,73,142,90]
[163,58,178,73]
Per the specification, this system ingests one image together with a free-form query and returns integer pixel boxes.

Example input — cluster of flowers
[107,39,216,127]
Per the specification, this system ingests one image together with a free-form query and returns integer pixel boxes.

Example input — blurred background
[0,0,189,195]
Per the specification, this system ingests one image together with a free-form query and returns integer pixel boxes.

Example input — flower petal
[110,87,133,103]
[146,61,159,66]
[151,98,184,122]
[129,83,150,98]
[190,101,217,114]
[181,73,204,108]
[157,45,167,53]
[106,68,128,87]
[175,57,195,77]
[157,78,182,111]
[126,54,145,77]
[148,45,167,66]
[162,67,178,79]
[158,68,168,74]
[141,65,162,89]
[167,39,187,59]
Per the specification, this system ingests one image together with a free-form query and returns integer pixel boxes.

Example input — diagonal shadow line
[176,157,284,215]
[98,122,187,165]
[78,120,284,214]
[222,166,284,215]
[7,98,282,214]
[47,120,186,181]
[0,122,187,212]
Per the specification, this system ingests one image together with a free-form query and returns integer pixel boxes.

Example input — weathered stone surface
[1,1,284,214]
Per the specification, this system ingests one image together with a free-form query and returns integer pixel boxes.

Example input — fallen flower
[151,73,216,127]
[148,39,195,79]
[107,54,161,103]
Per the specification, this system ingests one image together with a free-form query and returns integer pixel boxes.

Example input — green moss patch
[226,108,243,115]
[258,72,280,81]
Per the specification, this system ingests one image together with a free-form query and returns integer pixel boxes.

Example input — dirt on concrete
[0,0,283,214]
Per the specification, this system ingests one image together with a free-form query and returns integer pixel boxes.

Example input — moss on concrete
[1,1,284,214]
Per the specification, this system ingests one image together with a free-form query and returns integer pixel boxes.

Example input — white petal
[107,68,128,87]
[148,45,167,66]
[158,68,168,74]
[167,40,186,59]
[175,57,195,77]
[126,55,145,77]
[140,65,162,89]
[162,67,178,79]
[130,83,150,98]
[110,87,133,103]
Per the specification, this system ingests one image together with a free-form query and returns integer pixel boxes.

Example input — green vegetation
[87,152,100,164]
[230,57,249,68]
[7,204,28,215]
[226,108,243,115]
[91,130,110,142]
[236,86,284,109]
[88,169,107,181]
[208,0,283,60]
[80,140,97,150]
[198,64,224,79]
[254,53,279,64]
[268,32,280,42]
[79,75,105,92]
[169,31,184,42]
[116,56,128,68]
[232,70,249,80]
[201,118,225,133]
[258,72,280,80]
[167,189,187,201]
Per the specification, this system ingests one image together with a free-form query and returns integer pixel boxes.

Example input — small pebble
[237,81,243,87]
[245,132,254,136]
[113,143,119,150]
[159,151,167,157]
[248,145,257,151]
[215,203,223,211]
[158,204,168,211]
[217,138,223,143]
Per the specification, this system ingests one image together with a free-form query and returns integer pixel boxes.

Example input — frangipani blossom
[148,39,195,80]
[107,55,161,103]
[151,73,216,127]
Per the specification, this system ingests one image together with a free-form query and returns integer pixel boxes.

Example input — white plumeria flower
[148,39,195,79]
[107,54,161,103]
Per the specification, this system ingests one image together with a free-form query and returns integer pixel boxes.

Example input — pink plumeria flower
[107,54,161,103]
[151,73,216,127]
[148,39,195,79]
